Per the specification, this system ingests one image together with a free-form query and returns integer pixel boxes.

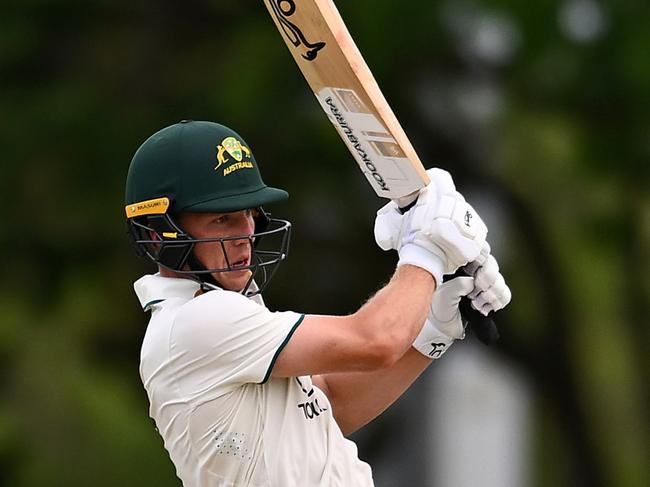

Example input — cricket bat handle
[398,194,500,345]
[454,273,500,345]
[443,266,500,345]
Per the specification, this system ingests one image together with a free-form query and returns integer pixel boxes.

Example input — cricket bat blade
[263,0,429,201]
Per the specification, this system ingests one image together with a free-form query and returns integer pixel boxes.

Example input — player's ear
[254,207,271,234]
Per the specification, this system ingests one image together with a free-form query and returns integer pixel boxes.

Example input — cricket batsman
[125,120,511,486]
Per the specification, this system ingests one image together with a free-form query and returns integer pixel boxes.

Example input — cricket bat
[263,0,499,344]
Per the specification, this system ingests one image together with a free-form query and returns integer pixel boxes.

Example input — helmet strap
[185,252,223,290]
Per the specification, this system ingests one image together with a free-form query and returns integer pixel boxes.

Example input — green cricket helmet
[125,120,291,295]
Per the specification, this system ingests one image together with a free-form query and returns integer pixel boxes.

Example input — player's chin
[219,269,253,292]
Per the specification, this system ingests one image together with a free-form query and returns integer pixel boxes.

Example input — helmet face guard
[127,208,291,296]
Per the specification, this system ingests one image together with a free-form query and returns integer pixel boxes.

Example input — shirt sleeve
[169,290,304,396]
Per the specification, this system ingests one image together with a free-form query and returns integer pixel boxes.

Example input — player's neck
[159,266,187,279]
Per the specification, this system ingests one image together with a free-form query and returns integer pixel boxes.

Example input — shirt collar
[133,273,203,311]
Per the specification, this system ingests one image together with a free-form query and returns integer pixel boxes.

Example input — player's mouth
[231,256,251,270]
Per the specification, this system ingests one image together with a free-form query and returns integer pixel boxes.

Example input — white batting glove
[374,168,488,284]
[465,253,512,316]
[413,276,474,359]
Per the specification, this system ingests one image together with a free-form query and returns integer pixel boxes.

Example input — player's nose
[230,211,256,240]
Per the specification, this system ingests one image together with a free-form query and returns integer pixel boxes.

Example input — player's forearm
[352,264,435,367]
[315,348,431,436]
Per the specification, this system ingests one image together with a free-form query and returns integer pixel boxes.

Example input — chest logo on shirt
[296,377,328,420]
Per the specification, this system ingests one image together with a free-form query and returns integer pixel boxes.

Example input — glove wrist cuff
[413,320,455,360]
[398,243,445,285]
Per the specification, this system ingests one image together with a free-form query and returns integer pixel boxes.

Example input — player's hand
[464,252,512,316]
[412,276,474,359]
[374,168,488,283]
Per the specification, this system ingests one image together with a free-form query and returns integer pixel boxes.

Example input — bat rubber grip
[445,271,500,345]
[459,295,500,345]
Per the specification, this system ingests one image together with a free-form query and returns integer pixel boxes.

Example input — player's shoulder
[169,289,274,353]
[176,288,266,327]
[195,288,263,309]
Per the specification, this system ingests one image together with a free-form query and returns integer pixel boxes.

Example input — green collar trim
[143,299,166,312]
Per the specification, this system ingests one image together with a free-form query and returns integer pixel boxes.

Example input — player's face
[179,210,257,291]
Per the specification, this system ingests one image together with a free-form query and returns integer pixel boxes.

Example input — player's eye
[213,215,228,224]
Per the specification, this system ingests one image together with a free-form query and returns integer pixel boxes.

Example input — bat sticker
[267,0,326,61]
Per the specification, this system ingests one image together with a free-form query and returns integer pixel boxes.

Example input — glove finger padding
[472,255,500,292]
[466,254,512,315]
[471,277,512,315]
[426,168,456,194]
[464,241,491,275]
[374,200,403,251]
[410,191,488,274]
[374,166,457,252]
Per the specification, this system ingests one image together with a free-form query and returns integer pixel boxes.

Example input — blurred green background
[1,0,648,486]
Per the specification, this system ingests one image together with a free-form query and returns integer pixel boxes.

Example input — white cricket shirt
[134,274,374,487]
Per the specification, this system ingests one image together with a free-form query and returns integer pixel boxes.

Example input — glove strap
[398,243,445,285]
[412,320,455,360]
